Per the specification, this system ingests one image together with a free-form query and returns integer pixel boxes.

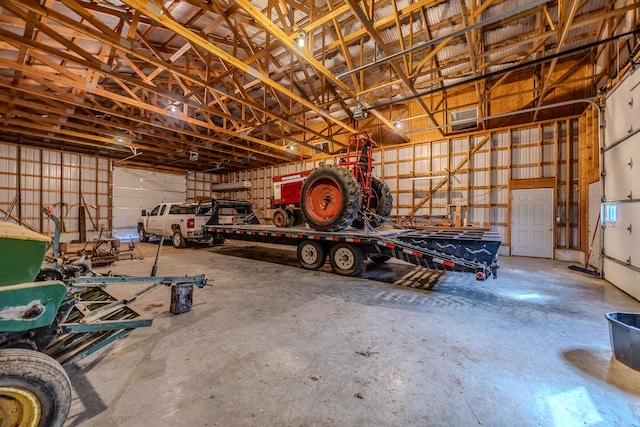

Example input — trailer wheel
[172,230,187,248]
[353,176,393,229]
[301,165,361,232]
[369,254,391,264]
[211,234,226,245]
[329,243,364,276]
[137,225,148,242]
[0,348,71,427]
[297,240,327,270]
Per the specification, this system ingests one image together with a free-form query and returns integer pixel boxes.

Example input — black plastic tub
[605,312,640,371]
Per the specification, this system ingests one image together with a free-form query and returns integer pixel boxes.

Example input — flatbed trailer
[203,224,501,280]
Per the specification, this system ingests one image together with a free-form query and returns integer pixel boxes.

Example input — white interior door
[511,188,554,258]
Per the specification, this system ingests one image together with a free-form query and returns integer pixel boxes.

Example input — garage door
[112,167,186,239]
[602,66,640,300]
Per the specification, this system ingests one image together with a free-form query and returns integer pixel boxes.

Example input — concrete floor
[63,240,640,426]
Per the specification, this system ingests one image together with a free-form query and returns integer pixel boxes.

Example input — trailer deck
[204,224,501,280]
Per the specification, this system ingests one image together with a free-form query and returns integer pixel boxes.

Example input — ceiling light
[394,121,403,129]
[168,105,177,112]
[297,31,306,48]
[353,105,367,120]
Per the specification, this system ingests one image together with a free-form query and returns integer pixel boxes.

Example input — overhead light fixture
[353,105,367,120]
[117,146,142,163]
[394,121,403,129]
[188,151,198,161]
[297,31,306,48]
[168,105,178,112]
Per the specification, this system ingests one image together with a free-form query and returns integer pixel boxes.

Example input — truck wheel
[0,348,71,427]
[297,240,327,270]
[273,208,292,228]
[137,225,148,242]
[301,165,361,231]
[329,243,364,276]
[172,231,187,248]
[353,176,393,229]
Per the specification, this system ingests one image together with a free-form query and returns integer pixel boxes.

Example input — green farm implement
[0,221,207,427]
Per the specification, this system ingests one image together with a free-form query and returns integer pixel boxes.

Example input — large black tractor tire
[353,176,393,229]
[300,164,361,232]
[0,348,72,427]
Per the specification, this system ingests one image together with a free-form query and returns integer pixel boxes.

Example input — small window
[604,204,617,223]
[160,205,167,215]
[449,107,478,132]
[149,205,160,216]
[314,141,330,153]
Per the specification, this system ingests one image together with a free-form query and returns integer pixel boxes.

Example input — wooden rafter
[0,0,637,173]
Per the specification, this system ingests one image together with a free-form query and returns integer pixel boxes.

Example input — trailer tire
[301,165,361,232]
[137,224,148,242]
[353,176,393,229]
[172,230,187,248]
[0,348,71,427]
[211,234,226,245]
[369,254,391,264]
[297,240,327,270]
[329,243,364,276]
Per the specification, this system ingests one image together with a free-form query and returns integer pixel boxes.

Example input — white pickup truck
[137,202,209,248]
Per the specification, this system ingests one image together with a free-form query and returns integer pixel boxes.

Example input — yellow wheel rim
[0,386,41,427]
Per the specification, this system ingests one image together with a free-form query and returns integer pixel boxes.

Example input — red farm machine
[271,132,393,232]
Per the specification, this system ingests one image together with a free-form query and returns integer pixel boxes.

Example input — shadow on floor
[209,243,427,285]
[563,348,640,396]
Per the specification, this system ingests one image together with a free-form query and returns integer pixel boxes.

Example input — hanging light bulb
[297,31,306,48]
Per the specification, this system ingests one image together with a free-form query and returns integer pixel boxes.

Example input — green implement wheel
[0,348,71,427]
